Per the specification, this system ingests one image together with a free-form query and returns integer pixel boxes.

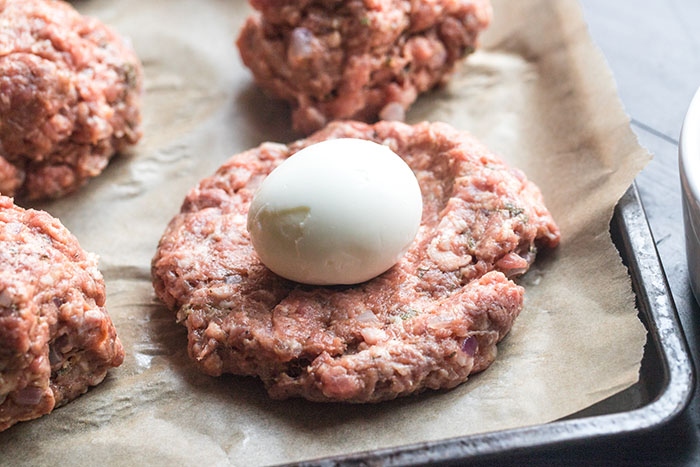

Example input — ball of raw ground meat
[237,0,492,134]
[0,0,143,200]
[152,121,560,403]
[0,196,124,432]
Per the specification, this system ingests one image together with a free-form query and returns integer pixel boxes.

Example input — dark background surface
[475,1,700,465]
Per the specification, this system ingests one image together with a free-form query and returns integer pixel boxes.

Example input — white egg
[247,138,423,285]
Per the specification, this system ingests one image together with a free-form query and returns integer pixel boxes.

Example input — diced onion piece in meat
[14,387,44,406]
[361,327,388,345]
[379,102,406,122]
[461,336,477,357]
[496,252,529,276]
[357,310,378,322]
[288,28,315,64]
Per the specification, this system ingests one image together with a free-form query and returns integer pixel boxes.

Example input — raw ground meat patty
[0,0,143,200]
[237,0,491,134]
[152,121,560,403]
[0,196,124,431]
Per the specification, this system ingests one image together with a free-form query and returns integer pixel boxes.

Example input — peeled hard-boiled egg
[247,138,423,285]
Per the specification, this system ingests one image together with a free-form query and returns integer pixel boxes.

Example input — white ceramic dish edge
[680,86,700,304]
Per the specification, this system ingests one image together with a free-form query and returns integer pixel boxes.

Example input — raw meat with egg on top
[152,121,559,403]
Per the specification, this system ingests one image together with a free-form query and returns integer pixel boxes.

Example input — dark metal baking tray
[291,183,695,466]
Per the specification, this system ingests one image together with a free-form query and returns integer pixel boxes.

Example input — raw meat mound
[0,0,143,200]
[237,0,491,134]
[0,196,124,431]
[152,121,560,403]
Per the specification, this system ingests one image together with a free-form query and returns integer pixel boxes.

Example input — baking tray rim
[290,182,696,466]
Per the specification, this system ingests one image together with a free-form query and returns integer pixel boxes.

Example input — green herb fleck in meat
[122,63,138,88]
[461,45,476,58]
[502,203,524,217]
[400,308,420,320]
[360,16,370,26]
[177,305,193,324]
[56,361,72,377]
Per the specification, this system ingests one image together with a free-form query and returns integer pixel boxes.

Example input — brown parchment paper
[0,0,651,465]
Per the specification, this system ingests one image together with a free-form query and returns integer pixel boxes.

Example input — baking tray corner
[290,182,695,467]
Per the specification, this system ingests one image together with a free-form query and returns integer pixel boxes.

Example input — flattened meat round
[0,196,124,431]
[0,0,143,200]
[237,0,492,134]
[152,121,560,403]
